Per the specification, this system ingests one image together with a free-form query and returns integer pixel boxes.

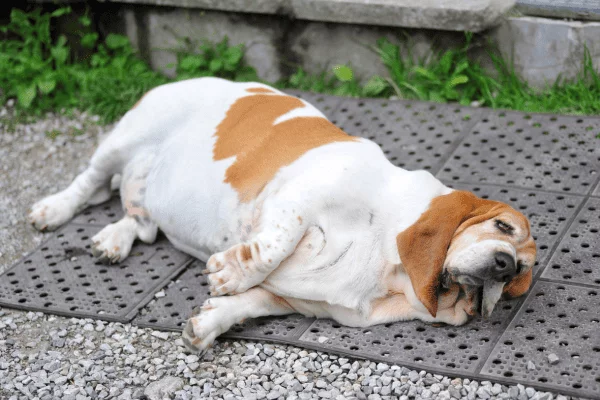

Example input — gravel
[0,108,583,399]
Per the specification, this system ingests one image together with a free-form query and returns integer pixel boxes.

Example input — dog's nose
[492,252,517,282]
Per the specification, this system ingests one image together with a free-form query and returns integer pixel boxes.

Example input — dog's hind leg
[91,155,158,263]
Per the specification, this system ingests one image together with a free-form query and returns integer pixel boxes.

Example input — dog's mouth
[442,270,505,319]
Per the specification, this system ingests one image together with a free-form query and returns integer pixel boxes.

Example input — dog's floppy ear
[396,191,507,317]
[503,269,533,299]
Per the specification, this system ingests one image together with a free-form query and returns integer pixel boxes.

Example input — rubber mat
[331,98,482,173]
[481,281,600,399]
[542,198,600,286]
[437,111,600,195]
[0,201,192,322]
[2,92,600,398]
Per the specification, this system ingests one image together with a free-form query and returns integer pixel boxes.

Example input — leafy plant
[175,38,258,82]
[0,7,74,110]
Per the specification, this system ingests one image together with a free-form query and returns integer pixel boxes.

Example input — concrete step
[517,0,600,22]
[104,0,516,32]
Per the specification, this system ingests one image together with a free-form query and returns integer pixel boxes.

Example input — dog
[28,77,536,354]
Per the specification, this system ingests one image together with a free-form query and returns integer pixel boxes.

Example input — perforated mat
[437,111,600,194]
[331,98,482,173]
[2,91,600,398]
[542,198,600,286]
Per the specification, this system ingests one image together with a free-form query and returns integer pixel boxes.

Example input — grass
[2,7,600,130]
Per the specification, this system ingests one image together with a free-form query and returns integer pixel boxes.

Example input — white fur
[29,78,471,354]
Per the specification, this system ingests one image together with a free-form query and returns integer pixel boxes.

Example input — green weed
[174,38,258,82]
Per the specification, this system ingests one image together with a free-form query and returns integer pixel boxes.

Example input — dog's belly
[145,151,258,259]
[144,126,258,260]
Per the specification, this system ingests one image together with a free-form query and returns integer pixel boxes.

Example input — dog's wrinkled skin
[28,78,536,355]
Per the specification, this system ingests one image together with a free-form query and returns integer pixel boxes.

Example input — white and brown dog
[28,78,536,354]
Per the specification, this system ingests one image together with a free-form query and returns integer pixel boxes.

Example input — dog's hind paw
[28,194,75,231]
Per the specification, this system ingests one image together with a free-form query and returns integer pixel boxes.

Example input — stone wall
[25,0,600,87]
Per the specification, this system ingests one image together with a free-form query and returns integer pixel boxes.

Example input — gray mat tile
[481,281,600,399]
[437,111,600,194]
[71,197,123,226]
[542,198,600,287]
[593,180,600,197]
[328,98,483,172]
[446,184,584,272]
[0,223,191,322]
[134,260,315,340]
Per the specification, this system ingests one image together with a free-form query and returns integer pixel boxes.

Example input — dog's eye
[495,219,514,234]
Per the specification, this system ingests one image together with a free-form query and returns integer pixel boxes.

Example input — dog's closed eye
[495,219,514,234]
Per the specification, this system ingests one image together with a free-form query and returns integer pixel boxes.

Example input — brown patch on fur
[297,216,303,225]
[503,268,532,299]
[239,244,252,262]
[213,94,357,201]
[246,87,275,94]
[396,190,521,317]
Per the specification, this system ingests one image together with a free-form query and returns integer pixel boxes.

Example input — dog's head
[396,190,536,318]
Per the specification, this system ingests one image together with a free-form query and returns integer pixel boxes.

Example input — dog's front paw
[204,244,262,296]
[28,194,74,231]
[182,298,226,355]
[205,252,245,296]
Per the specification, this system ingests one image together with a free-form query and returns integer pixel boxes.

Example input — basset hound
[28,78,536,354]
